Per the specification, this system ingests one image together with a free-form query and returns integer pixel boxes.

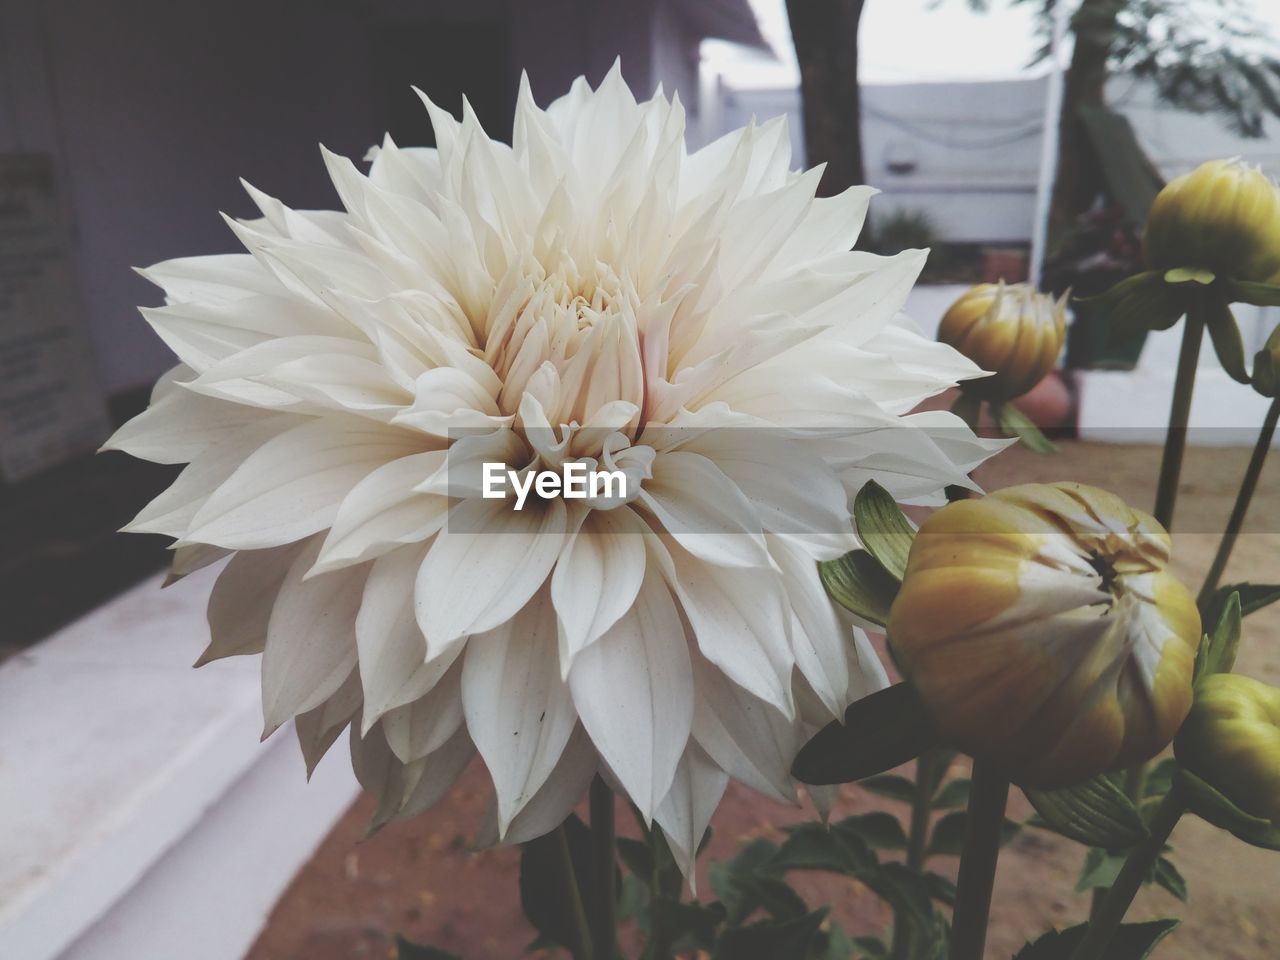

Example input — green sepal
[1024,774,1149,849]
[1174,769,1280,851]
[852,479,916,581]
[1013,919,1179,959]
[1227,278,1280,307]
[792,682,940,785]
[1081,270,1185,344]
[994,401,1057,454]
[818,549,899,626]
[1193,591,1241,682]
[1077,269,1162,306]
[1204,296,1250,383]
[1164,266,1216,285]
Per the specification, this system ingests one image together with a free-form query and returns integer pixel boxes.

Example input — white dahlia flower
[107,66,1002,872]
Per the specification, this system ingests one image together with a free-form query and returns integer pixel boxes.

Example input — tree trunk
[785,0,867,197]
[1049,0,1120,239]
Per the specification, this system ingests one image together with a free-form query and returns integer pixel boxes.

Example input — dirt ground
[246,437,1280,960]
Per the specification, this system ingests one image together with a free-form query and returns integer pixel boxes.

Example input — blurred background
[1,1,1278,958]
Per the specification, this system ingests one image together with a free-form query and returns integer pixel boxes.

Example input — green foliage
[818,549,898,627]
[1175,768,1280,851]
[1013,918,1180,960]
[852,480,916,581]
[518,814,597,953]
[394,938,462,960]
[1024,774,1149,849]
[868,208,940,257]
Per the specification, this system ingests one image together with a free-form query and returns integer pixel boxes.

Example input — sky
[705,0,1280,87]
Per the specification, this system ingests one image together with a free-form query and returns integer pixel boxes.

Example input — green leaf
[772,822,878,876]
[922,871,958,906]
[1078,269,1161,306]
[835,812,909,851]
[617,836,654,882]
[519,816,597,953]
[792,683,940,786]
[852,480,916,581]
[852,936,889,960]
[650,899,726,951]
[926,811,1021,857]
[714,909,828,960]
[1201,582,1280,629]
[1075,846,1126,892]
[1195,592,1242,681]
[995,401,1057,454]
[860,774,917,804]
[1204,297,1250,383]
[1143,758,1179,799]
[1153,856,1189,903]
[394,938,462,960]
[815,922,858,960]
[864,862,936,928]
[1164,266,1216,285]
[932,778,971,809]
[1175,769,1280,851]
[1024,775,1149,849]
[1013,919,1179,959]
[1227,278,1280,306]
[819,549,900,627]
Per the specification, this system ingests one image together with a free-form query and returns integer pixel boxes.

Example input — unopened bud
[938,282,1066,401]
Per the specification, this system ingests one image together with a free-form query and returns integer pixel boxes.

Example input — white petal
[664,541,795,716]
[690,652,799,804]
[551,505,647,673]
[637,451,769,568]
[356,546,463,731]
[382,659,464,763]
[767,534,849,716]
[295,667,362,777]
[187,418,420,549]
[568,565,692,818]
[261,540,366,735]
[653,743,728,886]
[313,451,450,575]
[199,540,308,666]
[462,587,578,834]
[392,725,476,824]
[476,724,598,847]
[415,497,567,653]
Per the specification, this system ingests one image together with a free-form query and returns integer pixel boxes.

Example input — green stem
[949,759,1010,960]
[553,822,594,960]
[891,750,947,960]
[1152,305,1207,530]
[1067,792,1185,960]
[590,776,617,960]
[1197,396,1280,607]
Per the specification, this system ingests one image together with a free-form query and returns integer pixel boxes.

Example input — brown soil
[246,437,1280,960]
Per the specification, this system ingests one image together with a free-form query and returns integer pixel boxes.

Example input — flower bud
[1143,158,1280,283]
[888,482,1199,789]
[1176,673,1280,824]
[937,282,1066,401]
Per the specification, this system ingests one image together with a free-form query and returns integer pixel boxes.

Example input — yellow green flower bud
[937,282,1066,401]
[888,482,1200,789]
[1144,158,1280,283]
[1176,673,1280,825]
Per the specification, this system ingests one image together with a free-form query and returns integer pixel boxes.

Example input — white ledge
[0,567,359,960]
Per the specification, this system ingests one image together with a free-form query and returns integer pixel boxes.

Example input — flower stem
[1197,396,1280,607]
[590,776,617,960]
[553,822,594,960]
[1067,791,1185,960]
[1152,304,1207,530]
[949,759,1010,960]
[891,749,947,960]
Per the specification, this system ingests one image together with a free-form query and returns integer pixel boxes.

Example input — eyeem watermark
[482,462,628,510]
